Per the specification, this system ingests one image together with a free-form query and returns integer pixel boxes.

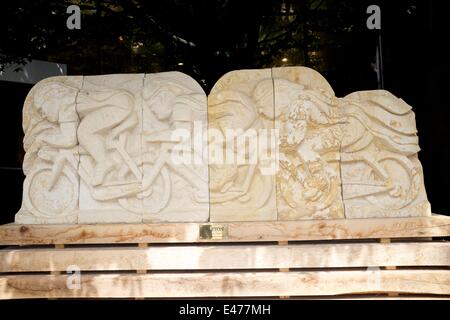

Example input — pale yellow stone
[15,68,431,224]
[141,72,209,222]
[340,90,431,218]
[272,66,335,95]
[208,69,277,221]
[273,67,345,220]
[17,76,82,224]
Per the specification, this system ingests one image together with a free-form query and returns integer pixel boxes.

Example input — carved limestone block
[77,74,145,223]
[142,72,209,222]
[273,67,345,220]
[15,67,431,224]
[208,69,277,221]
[16,72,209,224]
[17,76,82,224]
[340,90,431,218]
[207,67,430,221]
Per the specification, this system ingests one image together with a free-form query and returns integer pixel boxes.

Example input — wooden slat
[0,270,448,299]
[1,242,449,272]
[0,215,449,245]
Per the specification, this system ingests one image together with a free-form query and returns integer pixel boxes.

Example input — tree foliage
[0,0,405,91]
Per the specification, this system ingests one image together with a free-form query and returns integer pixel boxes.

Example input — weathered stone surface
[340,90,430,218]
[141,72,209,222]
[273,67,345,220]
[208,69,277,222]
[17,76,82,224]
[15,67,431,224]
[17,72,209,224]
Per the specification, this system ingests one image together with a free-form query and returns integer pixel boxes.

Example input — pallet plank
[1,242,449,272]
[0,270,448,299]
[0,215,449,245]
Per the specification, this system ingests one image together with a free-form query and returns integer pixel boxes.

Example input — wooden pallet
[0,214,449,299]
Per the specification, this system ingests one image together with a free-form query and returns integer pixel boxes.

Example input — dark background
[0,0,449,223]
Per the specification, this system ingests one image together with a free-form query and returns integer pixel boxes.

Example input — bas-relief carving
[340,90,430,218]
[273,67,345,220]
[77,74,144,223]
[141,73,209,222]
[208,69,277,222]
[17,76,82,224]
[207,67,430,221]
[16,67,431,224]
[17,72,209,224]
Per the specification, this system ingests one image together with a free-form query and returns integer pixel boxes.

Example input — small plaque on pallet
[199,224,228,240]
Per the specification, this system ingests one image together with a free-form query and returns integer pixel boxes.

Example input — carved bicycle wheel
[23,164,78,217]
[278,157,340,212]
[366,156,420,210]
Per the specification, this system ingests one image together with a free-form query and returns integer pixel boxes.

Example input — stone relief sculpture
[17,72,209,224]
[340,90,430,218]
[273,69,346,220]
[15,67,430,224]
[141,73,209,222]
[76,74,144,223]
[208,69,277,222]
[17,76,82,224]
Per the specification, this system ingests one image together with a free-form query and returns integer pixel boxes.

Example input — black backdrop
[0,0,449,223]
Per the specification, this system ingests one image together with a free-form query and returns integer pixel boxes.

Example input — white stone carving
[340,90,430,218]
[17,72,209,224]
[141,73,209,222]
[15,67,430,224]
[77,74,144,223]
[17,76,82,224]
[208,69,277,222]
